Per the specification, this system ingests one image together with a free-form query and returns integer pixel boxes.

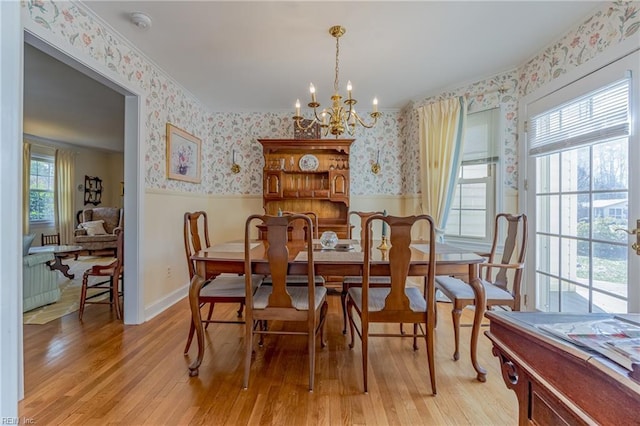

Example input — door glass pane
[561,146,590,192]
[560,194,581,237]
[561,280,589,313]
[536,273,557,313]
[591,241,627,297]
[593,291,627,314]
[560,237,580,282]
[591,193,628,243]
[536,195,559,234]
[592,138,628,191]
[536,153,560,193]
[537,234,559,277]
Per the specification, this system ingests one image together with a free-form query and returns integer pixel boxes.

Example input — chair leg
[112,276,122,320]
[308,317,316,392]
[204,302,214,330]
[319,300,328,348]
[243,315,253,390]
[341,287,348,334]
[184,320,196,355]
[451,307,462,361]
[237,302,245,318]
[79,274,88,320]
[413,323,418,350]
[425,323,437,395]
[347,298,356,349]
[362,321,369,394]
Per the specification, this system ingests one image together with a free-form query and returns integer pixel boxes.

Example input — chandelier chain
[334,35,340,93]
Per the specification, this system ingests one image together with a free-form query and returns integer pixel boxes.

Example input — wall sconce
[230,149,241,174]
[371,149,381,174]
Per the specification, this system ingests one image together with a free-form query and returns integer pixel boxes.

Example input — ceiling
[23,1,603,151]
[23,43,125,151]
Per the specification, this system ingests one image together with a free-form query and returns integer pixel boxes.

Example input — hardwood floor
[20,294,517,425]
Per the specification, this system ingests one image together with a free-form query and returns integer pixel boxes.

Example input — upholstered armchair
[74,207,123,253]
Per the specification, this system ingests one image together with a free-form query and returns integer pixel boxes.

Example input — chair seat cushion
[347,287,427,312]
[252,286,327,311]
[343,276,391,285]
[74,234,118,243]
[435,276,514,302]
[201,274,262,298]
[262,274,326,285]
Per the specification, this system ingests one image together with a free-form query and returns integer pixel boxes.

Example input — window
[30,154,55,223]
[445,107,500,241]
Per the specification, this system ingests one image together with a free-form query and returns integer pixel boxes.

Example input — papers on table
[538,317,640,371]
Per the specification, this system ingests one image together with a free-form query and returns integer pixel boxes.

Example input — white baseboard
[144,281,188,321]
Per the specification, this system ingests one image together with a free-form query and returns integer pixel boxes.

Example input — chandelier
[293,25,381,138]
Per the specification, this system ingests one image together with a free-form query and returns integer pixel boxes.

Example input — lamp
[293,25,381,138]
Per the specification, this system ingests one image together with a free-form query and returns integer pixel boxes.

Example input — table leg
[188,274,206,377]
[468,264,487,382]
[48,255,74,279]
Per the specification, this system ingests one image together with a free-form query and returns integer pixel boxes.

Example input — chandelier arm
[353,112,382,129]
[294,117,320,131]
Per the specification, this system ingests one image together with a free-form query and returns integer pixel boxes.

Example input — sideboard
[485,311,640,425]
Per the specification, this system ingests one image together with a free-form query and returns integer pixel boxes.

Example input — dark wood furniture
[189,239,487,380]
[183,211,262,354]
[346,215,437,394]
[41,232,60,246]
[28,244,84,279]
[79,230,123,320]
[243,214,328,391]
[257,139,354,239]
[436,213,527,361]
[485,311,640,425]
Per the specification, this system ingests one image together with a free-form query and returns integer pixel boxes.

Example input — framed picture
[166,123,201,183]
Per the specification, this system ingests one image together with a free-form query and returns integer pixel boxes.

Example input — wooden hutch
[258,138,353,239]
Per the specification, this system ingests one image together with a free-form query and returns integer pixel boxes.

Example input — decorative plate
[299,154,319,171]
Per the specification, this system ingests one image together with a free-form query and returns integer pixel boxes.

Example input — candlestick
[382,209,388,237]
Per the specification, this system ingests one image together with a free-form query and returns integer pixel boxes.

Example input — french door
[524,51,640,314]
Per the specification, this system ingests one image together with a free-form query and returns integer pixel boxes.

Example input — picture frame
[166,123,201,183]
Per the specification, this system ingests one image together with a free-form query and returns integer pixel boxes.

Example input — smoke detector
[130,12,152,29]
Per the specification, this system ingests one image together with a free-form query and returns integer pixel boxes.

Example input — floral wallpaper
[24,0,638,198]
[406,0,638,193]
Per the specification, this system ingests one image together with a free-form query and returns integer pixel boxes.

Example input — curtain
[417,97,467,241]
[23,142,31,235]
[55,149,75,244]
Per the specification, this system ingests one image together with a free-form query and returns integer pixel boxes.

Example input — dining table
[188,239,487,381]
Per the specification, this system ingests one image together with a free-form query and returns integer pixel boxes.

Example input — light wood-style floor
[20,293,517,425]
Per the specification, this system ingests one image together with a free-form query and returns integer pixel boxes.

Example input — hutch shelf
[258,138,354,239]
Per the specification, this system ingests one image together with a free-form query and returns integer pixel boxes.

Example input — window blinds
[528,78,630,156]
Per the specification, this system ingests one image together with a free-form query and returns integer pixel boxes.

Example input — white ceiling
[24,1,603,151]
[84,1,602,112]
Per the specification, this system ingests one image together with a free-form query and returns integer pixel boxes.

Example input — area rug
[23,256,116,325]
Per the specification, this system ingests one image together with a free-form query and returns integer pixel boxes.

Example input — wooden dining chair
[41,232,60,246]
[346,214,438,394]
[243,213,328,391]
[341,211,390,333]
[183,211,262,354]
[262,211,325,286]
[79,229,124,320]
[435,213,528,361]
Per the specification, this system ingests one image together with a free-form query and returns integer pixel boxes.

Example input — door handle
[614,219,640,255]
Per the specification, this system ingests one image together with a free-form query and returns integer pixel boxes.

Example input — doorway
[523,51,640,313]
